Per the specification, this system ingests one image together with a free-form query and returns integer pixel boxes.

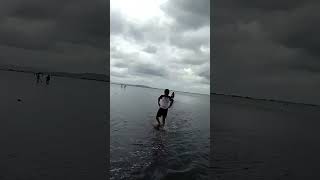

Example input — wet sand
[0,71,108,179]
[211,94,320,179]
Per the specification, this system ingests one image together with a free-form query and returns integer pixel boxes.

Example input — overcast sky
[213,0,320,104]
[110,0,210,94]
[0,0,107,74]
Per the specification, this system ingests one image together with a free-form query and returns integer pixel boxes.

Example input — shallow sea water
[110,84,210,180]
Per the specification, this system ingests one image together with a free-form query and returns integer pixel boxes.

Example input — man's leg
[156,116,161,126]
[162,116,166,127]
[156,109,162,127]
[162,109,168,127]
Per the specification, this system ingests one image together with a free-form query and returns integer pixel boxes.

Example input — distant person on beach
[156,89,174,128]
[46,75,51,85]
[36,73,42,83]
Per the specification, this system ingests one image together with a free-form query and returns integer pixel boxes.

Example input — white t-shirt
[159,95,171,109]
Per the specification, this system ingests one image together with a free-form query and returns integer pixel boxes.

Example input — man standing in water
[156,89,174,129]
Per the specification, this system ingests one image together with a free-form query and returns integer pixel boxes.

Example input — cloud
[131,63,167,77]
[110,0,210,94]
[0,0,107,74]
[143,45,157,54]
[169,26,210,51]
[213,0,320,104]
[161,0,210,30]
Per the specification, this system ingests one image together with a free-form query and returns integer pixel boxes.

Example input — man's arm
[158,95,162,106]
[168,98,174,108]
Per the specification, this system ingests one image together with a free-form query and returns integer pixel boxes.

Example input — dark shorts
[156,108,168,119]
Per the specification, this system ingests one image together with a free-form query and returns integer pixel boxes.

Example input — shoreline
[211,92,320,107]
[0,68,109,83]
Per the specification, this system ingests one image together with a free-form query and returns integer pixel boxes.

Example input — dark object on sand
[17,98,22,102]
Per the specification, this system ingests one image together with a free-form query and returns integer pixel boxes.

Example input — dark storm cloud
[213,0,320,104]
[0,0,61,20]
[110,11,166,44]
[1,0,107,50]
[110,0,210,94]
[198,67,210,81]
[110,9,125,35]
[183,58,206,65]
[161,0,210,30]
[143,45,157,54]
[0,18,56,50]
[169,27,209,51]
[131,63,167,77]
[113,61,130,68]
[176,56,209,66]
[111,47,166,77]
[0,0,107,73]
[215,0,308,11]
[264,3,320,57]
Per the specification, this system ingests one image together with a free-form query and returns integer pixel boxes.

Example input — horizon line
[211,92,320,107]
[1,66,317,106]
[111,81,210,96]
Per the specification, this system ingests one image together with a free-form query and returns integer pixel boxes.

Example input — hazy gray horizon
[110,81,210,95]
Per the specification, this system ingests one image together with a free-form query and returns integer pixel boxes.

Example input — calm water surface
[110,84,210,180]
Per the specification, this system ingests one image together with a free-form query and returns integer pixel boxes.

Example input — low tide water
[110,84,210,180]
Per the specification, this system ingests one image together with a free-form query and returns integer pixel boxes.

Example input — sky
[3,0,318,102]
[213,0,320,104]
[0,0,107,74]
[110,0,210,94]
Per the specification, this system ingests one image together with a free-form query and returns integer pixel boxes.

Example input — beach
[211,94,320,179]
[110,83,210,180]
[0,70,107,179]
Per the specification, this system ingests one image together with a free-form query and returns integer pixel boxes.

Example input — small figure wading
[36,72,42,83]
[46,75,51,85]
